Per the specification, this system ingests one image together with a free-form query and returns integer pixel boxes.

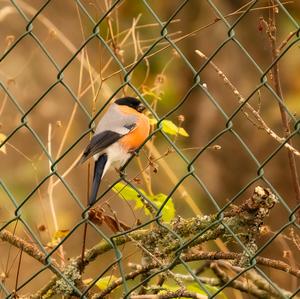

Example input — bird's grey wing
[95,103,137,135]
[79,130,123,164]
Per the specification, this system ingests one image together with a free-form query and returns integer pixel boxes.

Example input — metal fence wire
[1,0,300,298]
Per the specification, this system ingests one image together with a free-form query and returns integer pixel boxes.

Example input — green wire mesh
[0,0,300,298]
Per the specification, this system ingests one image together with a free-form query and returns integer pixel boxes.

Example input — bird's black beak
[137,103,146,112]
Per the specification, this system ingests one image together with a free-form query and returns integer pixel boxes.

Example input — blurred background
[0,0,300,297]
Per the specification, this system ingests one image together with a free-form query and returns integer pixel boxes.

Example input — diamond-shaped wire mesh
[0,0,300,298]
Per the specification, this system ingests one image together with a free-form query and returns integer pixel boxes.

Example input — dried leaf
[83,278,93,285]
[89,207,131,232]
[52,229,69,241]
[88,208,104,226]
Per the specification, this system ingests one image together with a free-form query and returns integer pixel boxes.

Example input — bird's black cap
[115,97,145,112]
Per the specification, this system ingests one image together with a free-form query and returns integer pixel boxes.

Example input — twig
[94,259,274,299]
[267,1,300,221]
[91,246,300,299]
[152,275,166,295]
[183,251,300,278]
[96,1,293,84]
[0,230,57,268]
[289,227,300,251]
[0,92,8,117]
[136,156,153,196]
[47,124,65,266]
[72,1,294,99]
[126,235,184,288]
[28,186,283,297]
[277,29,299,52]
[92,263,157,299]
[210,262,269,299]
[195,49,300,157]
[14,249,23,296]
[30,244,300,298]
[80,161,90,273]
[3,220,18,287]
[54,49,85,160]
[129,290,207,299]
[30,278,57,299]
[244,268,291,298]
[80,186,277,265]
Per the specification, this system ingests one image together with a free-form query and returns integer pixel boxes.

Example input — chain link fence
[0,0,300,298]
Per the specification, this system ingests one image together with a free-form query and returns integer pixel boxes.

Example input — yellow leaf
[142,86,162,100]
[42,289,53,299]
[148,119,189,137]
[113,183,176,222]
[96,275,117,290]
[148,117,158,126]
[161,120,189,137]
[47,229,69,248]
[0,133,7,154]
[113,182,146,212]
[52,229,69,241]
[83,278,93,285]
[177,127,189,137]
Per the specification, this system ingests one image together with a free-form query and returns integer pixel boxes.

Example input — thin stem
[136,156,153,196]
[47,124,65,266]
[268,1,300,220]
[195,50,300,157]
[14,249,23,296]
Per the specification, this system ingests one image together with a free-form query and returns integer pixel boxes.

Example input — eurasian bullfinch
[80,97,150,206]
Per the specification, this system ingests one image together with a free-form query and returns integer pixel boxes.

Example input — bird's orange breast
[120,113,150,151]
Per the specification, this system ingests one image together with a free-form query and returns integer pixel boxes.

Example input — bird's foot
[115,167,126,177]
[129,149,139,156]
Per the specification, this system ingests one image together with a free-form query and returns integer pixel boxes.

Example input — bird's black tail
[89,154,108,206]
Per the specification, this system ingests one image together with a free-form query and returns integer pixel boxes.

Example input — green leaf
[95,275,117,290]
[112,183,176,222]
[161,120,189,137]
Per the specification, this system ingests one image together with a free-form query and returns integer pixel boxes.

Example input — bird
[79,97,150,206]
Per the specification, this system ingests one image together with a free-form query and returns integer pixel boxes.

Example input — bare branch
[195,49,300,157]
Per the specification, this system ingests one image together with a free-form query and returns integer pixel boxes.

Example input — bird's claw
[129,149,139,156]
[115,167,126,177]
